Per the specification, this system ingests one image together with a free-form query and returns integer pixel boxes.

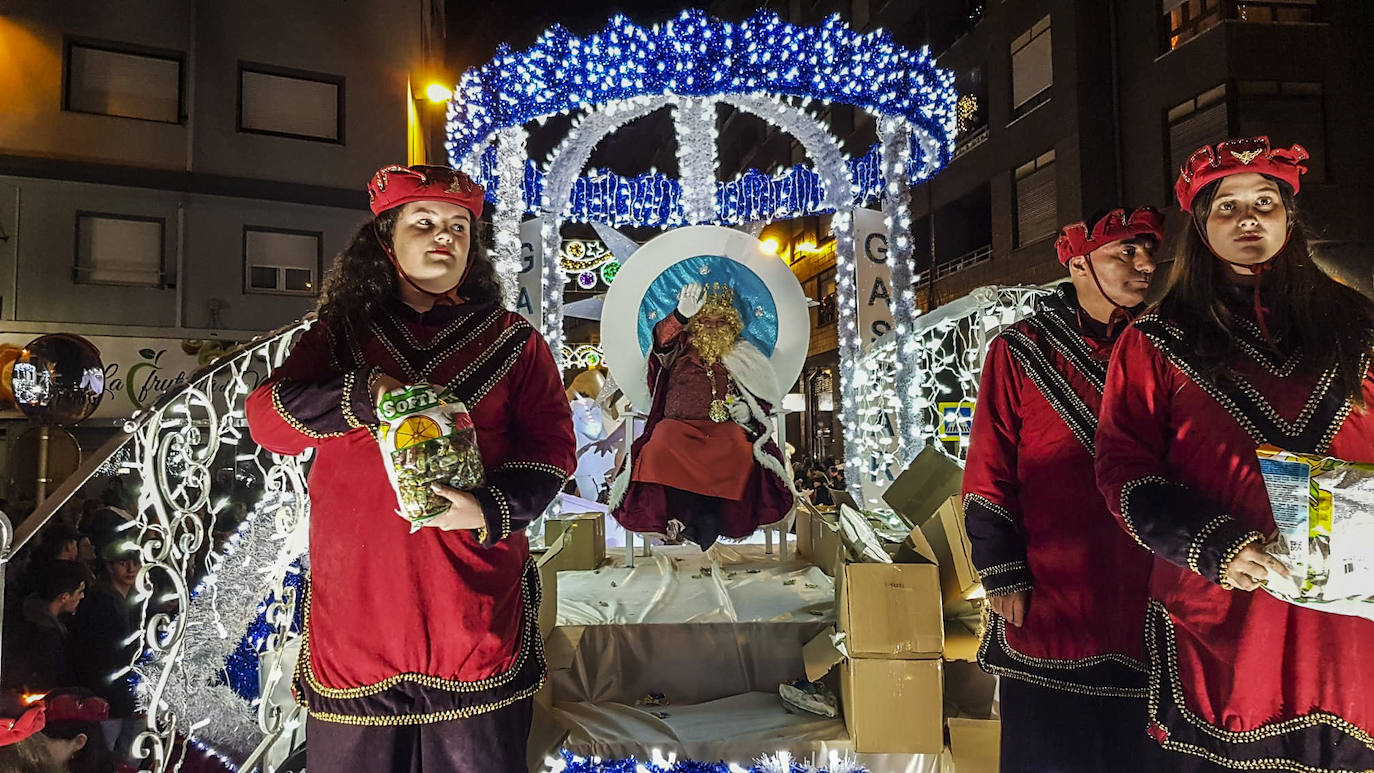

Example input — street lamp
[425,83,453,103]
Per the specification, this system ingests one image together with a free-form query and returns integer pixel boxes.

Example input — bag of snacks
[1257,445,1374,619]
[376,383,485,532]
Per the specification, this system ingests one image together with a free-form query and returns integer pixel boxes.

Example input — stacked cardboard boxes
[798,503,946,754]
[797,447,1004,760]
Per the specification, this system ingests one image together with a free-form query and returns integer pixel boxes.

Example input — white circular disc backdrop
[600,225,810,414]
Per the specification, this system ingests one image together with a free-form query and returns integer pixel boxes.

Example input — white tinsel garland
[136,498,306,759]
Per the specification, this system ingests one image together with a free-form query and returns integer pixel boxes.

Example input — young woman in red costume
[246,165,575,772]
[1095,137,1374,771]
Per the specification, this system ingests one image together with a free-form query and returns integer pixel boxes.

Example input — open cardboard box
[947,717,1001,773]
[882,446,965,529]
[544,511,606,571]
[796,501,846,578]
[839,523,944,658]
[535,529,576,640]
[916,496,985,615]
[803,627,944,754]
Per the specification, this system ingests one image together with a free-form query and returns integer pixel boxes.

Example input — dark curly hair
[315,207,502,356]
[1155,176,1374,406]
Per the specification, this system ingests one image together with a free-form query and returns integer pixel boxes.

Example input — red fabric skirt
[631,418,752,500]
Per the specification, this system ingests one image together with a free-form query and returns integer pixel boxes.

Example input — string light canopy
[444,8,957,503]
[445,8,957,226]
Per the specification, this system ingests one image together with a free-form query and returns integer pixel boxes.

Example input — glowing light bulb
[425,83,453,103]
[761,237,780,254]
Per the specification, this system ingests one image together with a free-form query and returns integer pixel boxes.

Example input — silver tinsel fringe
[137,504,305,760]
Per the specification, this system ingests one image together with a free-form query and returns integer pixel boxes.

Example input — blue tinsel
[551,749,868,773]
[220,566,305,700]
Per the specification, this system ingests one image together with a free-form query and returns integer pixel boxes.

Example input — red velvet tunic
[1096,294,1374,769]
[962,284,1153,696]
[245,298,575,725]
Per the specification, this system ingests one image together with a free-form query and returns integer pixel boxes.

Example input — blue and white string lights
[446,8,957,226]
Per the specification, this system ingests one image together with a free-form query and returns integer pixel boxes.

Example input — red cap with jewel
[44,693,110,724]
[366,165,485,218]
[1054,207,1165,265]
[1174,136,1308,212]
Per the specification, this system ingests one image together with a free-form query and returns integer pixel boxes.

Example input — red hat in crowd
[367,165,485,218]
[1174,136,1308,212]
[44,693,110,724]
[0,700,44,747]
[1054,207,1165,265]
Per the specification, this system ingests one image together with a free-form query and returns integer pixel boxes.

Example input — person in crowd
[32,526,80,565]
[963,207,1164,771]
[3,559,87,693]
[70,540,141,766]
[808,470,834,507]
[73,535,96,566]
[0,691,62,773]
[1095,136,1374,770]
[245,164,574,772]
[35,689,113,773]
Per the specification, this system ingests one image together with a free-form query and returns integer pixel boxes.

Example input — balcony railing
[934,244,994,281]
[952,125,989,160]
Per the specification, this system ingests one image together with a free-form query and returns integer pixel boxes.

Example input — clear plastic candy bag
[1258,445,1374,619]
[376,384,485,531]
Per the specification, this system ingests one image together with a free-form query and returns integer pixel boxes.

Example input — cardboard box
[544,512,606,570]
[804,629,944,754]
[883,446,965,528]
[947,718,1001,773]
[830,522,944,658]
[943,616,984,663]
[917,496,984,612]
[797,501,846,578]
[534,531,572,640]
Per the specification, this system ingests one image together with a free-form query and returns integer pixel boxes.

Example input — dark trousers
[305,697,532,773]
[667,487,724,548]
[999,678,1165,773]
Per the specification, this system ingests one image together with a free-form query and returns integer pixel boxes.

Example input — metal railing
[934,244,994,281]
[2,318,315,771]
[951,125,989,160]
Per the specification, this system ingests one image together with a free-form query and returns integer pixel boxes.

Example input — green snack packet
[376,383,485,532]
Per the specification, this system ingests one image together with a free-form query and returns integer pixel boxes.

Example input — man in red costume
[611,282,793,548]
[962,208,1163,771]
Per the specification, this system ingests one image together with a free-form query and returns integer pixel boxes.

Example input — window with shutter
[239,64,344,143]
[1167,84,1230,195]
[1011,15,1052,118]
[74,213,165,287]
[65,40,183,123]
[1014,151,1057,247]
[244,228,322,296]
[1236,81,1325,182]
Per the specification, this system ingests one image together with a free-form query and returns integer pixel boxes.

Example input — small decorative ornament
[698,265,711,275]
[577,271,598,289]
[1230,148,1264,165]
[709,399,730,423]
